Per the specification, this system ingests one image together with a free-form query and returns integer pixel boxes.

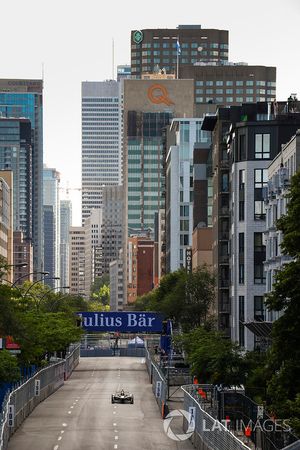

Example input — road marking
[60,431,64,434]
[114,406,116,409]
[68,411,72,414]
[70,406,74,409]
[54,446,59,450]
[115,436,119,440]
[114,445,118,449]
[141,358,145,363]
[62,423,67,427]
[113,411,116,414]
[58,436,62,441]
[114,429,118,432]
[113,423,117,426]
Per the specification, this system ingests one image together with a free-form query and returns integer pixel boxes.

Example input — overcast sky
[1,0,299,225]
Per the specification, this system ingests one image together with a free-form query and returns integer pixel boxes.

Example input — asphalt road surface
[8,357,194,450]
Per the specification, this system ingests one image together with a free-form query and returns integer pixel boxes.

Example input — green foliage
[92,284,110,305]
[91,274,109,294]
[134,265,215,331]
[177,327,246,385]
[0,350,20,384]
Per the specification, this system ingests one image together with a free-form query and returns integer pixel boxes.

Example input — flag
[176,40,181,56]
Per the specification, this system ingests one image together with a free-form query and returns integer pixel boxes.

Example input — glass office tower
[0,79,43,273]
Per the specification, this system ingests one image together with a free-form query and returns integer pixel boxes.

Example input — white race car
[111,389,134,404]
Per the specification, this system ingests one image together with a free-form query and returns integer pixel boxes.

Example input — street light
[36,285,70,311]
[23,275,59,298]
[12,271,50,288]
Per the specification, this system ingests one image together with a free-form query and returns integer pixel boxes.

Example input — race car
[111,389,134,404]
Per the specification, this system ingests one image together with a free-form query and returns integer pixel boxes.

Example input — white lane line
[60,430,64,434]
[70,406,74,409]
[113,411,116,414]
[114,429,118,432]
[115,436,119,440]
[114,406,116,409]
[62,423,67,427]
[58,436,62,441]
[68,411,72,414]
[54,446,59,450]
[114,445,118,449]
[113,423,117,426]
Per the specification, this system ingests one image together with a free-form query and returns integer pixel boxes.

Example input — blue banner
[77,311,163,333]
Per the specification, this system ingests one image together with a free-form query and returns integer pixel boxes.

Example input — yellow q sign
[147,84,174,106]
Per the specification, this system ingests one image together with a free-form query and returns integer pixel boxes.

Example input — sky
[1,0,300,225]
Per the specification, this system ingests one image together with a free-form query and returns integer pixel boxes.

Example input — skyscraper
[43,167,60,288]
[0,118,32,240]
[0,79,43,274]
[81,81,122,222]
[60,200,72,291]
[130,26,228,79]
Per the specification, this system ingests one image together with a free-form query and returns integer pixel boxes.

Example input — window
[254,296,265,321]
[246,88,253,94]
[239,263,244,284]
[196,81,204,86]
[236,97,243,103]
[254,233,266,284]
[254,169,267,220]
[162,42,169,48]
[255,133,270,159]
[216,81,223,86]
[236,81,243,86]
[226,81,233,86]
[206,81,213,86]
[206,89,213,94]
[226,97,233,103]
[239,169,245,221]
[239,296,245,346]
[191,42,198,48]
[246,80,254,86]
[226,89,233,94]
[180,205,189,216]
[236,89,243,94]
[196,89,203,94]
[239,134,246,160]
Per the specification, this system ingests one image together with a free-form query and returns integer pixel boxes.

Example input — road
[8,357,193,450]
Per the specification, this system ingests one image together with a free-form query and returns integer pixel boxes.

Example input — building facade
[43,167,60,288]
[0,171,13,281]
[69,227,85,296]
[81,81,122,222]
[165,118,211,271]
[127,236,154,304]
[84,209,103,297]
[109,249,124,311]
[0,79,43,274]
[264,130,300,322]
[130,26,228,78]
[60,200,72,291]
[203,102,300,348]
[13,231,33,284]
[0,118,32,241]
[101,185,123,275]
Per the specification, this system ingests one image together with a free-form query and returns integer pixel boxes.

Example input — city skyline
[1,0,299,225]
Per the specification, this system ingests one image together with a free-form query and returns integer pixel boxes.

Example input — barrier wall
[0,344,80,450]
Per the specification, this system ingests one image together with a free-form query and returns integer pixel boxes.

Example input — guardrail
[182,384,251,450]
[145,347,168,417]
[0,344,80,450]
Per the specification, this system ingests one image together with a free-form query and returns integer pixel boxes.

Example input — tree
[177,327,246,386]
[265,170,300,425]
[0,350,20,385]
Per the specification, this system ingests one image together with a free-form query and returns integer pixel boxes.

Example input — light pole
[22,275,59,298]
[36,285,70,312]
[12,271,50,288]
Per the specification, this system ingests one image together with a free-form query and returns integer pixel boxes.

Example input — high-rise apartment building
[130,26,228,78]
[203,101,300,348]
[60,200,72,291]
[69,227,85,296]
[165,118,211,271]
[81,81,122,222]
[0,79,43,274]
[43,167,60,288]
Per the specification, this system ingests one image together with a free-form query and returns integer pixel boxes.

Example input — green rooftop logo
[133,30,143,45]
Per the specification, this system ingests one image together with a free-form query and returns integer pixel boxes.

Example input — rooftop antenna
[112,38,115,80]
